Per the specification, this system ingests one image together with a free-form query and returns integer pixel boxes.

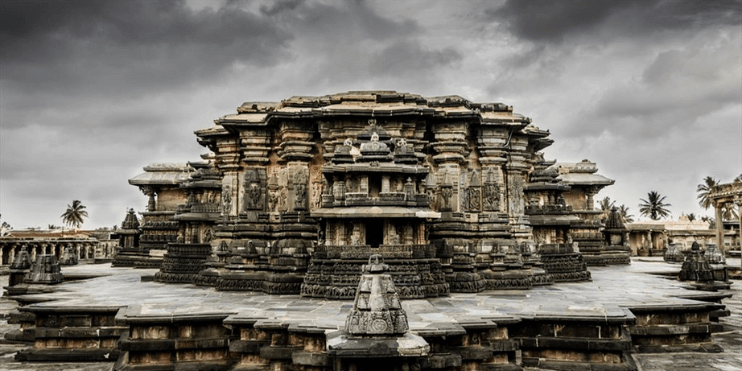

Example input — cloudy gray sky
[1,0,740,229]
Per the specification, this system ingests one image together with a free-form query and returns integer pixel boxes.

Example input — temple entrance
[365,220,383,248]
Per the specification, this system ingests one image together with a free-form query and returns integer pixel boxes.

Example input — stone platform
[0,258,739,370]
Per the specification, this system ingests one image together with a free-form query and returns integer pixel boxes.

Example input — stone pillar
[736,196,742,267]
[141,186,157,212]
[715,201,724,256]
[381,175,390,193]
[585,186,597,211]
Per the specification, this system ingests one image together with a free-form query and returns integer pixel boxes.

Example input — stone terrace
[1,258,740,370]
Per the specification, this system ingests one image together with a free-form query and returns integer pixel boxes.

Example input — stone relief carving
[221,185,232,215]
[441,186,453,211]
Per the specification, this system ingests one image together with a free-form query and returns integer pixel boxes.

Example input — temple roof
[210,91,531,128]
[550,160,614,186]
[129,163,191,186]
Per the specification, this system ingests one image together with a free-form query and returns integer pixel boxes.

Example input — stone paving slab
[8,259,738,329]
[0,258,740,370]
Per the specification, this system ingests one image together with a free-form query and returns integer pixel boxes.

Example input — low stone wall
[14,305,126,362]
[114,307,236,371]
[627,302,725,353]
[6,296,732,370]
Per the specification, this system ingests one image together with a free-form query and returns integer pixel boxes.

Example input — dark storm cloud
[369,40,462,75]
[490,0,742,43]
[0,0,292,97]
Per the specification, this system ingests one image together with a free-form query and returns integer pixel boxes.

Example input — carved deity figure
[248,183,261,209]
[295,183,306,209]
[221,186,232,214]
[441,186,453,210]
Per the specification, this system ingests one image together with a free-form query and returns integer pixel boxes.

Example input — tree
[702,216,716,229]
[61,200,89,229]
[686,213,696,222]
[598,197,615,219]
[0,214,11,236]
[639,191,671,220]
[618,205,634,223]
[721,203,739,221]
[697,176,718,210]
[697,176,739,220]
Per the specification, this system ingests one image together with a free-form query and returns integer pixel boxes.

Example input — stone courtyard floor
[0,257,740,371]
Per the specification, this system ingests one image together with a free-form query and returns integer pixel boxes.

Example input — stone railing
[314,244,435,259]
[176,203,221,214]
[142,221,179,229]
[525,204,573,214]
[538,243,577,255]
[166,243,212,255]
[139,233,177,242]
[571,232,604,240]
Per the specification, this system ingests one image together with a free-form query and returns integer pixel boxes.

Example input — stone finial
[363,254,389,273]
[10,247,32,270]
[345,254,409,336]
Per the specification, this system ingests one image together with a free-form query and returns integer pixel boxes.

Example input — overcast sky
[1,0,740,229]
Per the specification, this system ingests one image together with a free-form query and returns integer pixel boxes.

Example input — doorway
[365,219,383,247]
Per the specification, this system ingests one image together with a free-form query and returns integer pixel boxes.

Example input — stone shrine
[602,207,632,265]
[327,254,429,369]
[679,241,731,290]
[7,247,32,286]
[23,254,64,285]
[58,246,79,266]
[129,91,619,296]
[111,209,141,267]
[126,163,190,269]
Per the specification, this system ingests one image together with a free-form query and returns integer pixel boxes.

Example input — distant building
[0,229,114,266]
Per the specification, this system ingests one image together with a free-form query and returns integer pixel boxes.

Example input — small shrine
[602,207,632,265]
[7,247,32,286]
[678,241,731,290]
[23,254,64,285]
[58,247,79,266]
[327,254,429,368]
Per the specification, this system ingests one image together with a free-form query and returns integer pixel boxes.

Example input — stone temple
[4,91,737,371]
[121,91,624,295]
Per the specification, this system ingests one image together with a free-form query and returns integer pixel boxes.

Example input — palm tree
[598,197,615,219]
[61,200,89,229]
[697,176,718,209]
[702,216,716,229]
[618,204,634,223]
[686,213,696,222]
[639,191,671,220]
[721,203,739,220]
[697,176,739,220]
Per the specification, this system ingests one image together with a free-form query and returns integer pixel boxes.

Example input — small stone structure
[602,207,632,264]
[7,246,32,286]
[128,163,190,269]
[111,209,141,267]
[58,246,79,266]
[679,242,730,290]
[707,175,742,261]
[23,254,64,285]
[327,254,429,369]
[664,243,684,263]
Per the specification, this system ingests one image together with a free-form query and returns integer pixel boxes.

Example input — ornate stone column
[714,200,724,256]
[736,195,742,267]
[585,186,598,211]
[140,186,157,212]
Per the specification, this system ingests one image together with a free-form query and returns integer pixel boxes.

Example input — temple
[113,91,622,295]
